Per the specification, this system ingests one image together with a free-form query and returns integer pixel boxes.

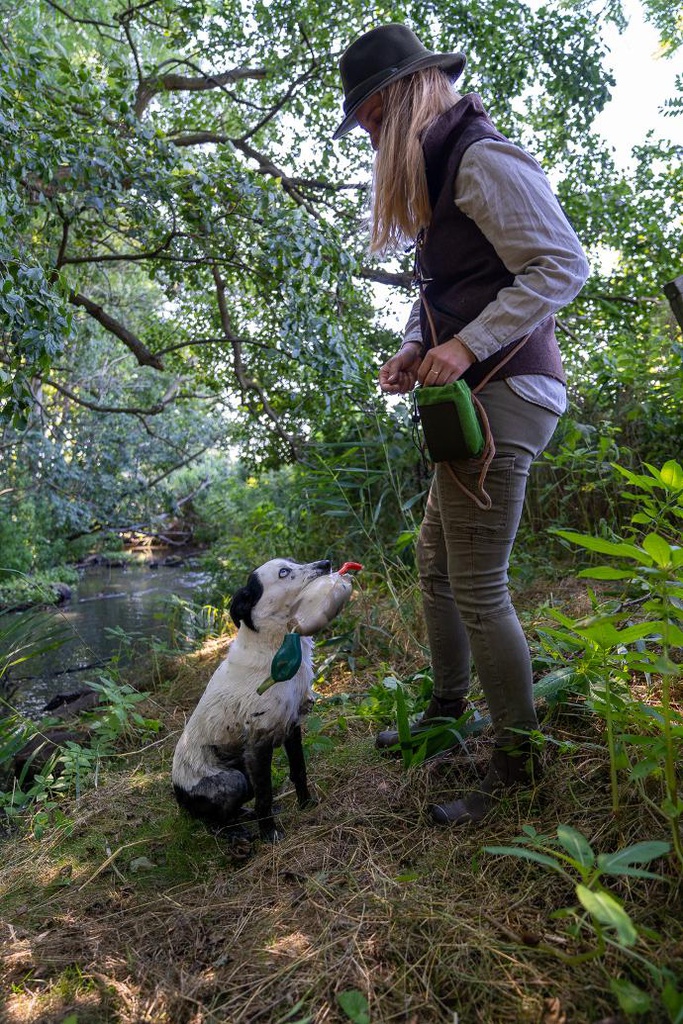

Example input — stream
[4,559,209,719]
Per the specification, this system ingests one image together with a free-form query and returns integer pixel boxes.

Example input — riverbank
[1,557,211,718]
[0,549,204,615]
[0,565,81,615]
[0,578,681,1024]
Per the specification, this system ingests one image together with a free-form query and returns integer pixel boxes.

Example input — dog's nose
[314,560,332,574]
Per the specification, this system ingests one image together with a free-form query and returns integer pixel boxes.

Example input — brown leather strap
[416,276,531,510]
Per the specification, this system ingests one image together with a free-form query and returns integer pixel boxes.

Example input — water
[3,559,209,718]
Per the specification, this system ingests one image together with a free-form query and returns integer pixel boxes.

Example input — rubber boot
[431,742,539,825]
[375,696,468,751]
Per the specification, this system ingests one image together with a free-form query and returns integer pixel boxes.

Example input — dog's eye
[278,567,291,578]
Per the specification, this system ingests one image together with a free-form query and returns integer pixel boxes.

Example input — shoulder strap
[414,247,532,510]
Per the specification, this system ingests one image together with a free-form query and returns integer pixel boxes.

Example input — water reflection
[4,560,208,718]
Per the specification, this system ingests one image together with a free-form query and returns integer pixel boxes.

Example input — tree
[0,0,681,550]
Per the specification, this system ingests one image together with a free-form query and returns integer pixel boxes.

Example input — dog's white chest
[190,633,315,748]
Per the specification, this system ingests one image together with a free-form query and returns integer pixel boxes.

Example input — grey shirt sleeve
[402,298,423,347]
[453,137,589,361]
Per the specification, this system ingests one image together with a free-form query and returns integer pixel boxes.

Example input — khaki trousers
[416,381,559,744]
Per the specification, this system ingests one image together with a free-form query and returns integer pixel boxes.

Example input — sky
[593,0,682,166]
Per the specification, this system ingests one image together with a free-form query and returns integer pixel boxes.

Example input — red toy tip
[338,561,363,575]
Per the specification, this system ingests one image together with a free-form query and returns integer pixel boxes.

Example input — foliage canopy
[0,0,681,560]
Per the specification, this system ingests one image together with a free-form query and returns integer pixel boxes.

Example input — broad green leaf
[556,825,595,868]
[642,532,673,567]
[554,531,651,564]
[577,566,634,580]
[576,885,638,946]
[597,840,669,878]
[657,461,683,491]
[533,666,587,702]
[337,989,370,1024]
[612,463,657,491]
[610,977,652,1015]
[613,622,665,644]
[394,685,413,771]
[664,622,683,646]
[627,654,681,676]
[662,980,683,1023]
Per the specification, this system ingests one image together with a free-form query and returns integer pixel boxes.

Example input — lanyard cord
[414,239,531,511]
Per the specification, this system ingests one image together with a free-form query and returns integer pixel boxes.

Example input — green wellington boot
[375,695,468,751]
[431,742,539,825]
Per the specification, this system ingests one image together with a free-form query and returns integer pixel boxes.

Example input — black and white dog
[172,558,353,842]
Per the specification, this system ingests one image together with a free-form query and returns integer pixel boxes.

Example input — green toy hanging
[257,632,303,694]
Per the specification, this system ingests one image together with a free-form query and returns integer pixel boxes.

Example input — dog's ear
[229,570,263,631]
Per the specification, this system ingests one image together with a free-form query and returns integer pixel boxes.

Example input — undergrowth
[0,460,681,1023]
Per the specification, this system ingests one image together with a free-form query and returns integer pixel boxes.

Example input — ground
[0,577,681,1024]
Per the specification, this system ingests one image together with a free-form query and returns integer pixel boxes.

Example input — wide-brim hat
[333,23,466,140]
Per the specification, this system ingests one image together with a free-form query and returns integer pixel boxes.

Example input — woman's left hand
[417,336,476,386]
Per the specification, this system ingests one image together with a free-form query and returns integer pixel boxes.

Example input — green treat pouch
[415,381,485,462]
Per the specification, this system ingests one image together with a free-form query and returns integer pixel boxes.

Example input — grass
[0,581,681,1024]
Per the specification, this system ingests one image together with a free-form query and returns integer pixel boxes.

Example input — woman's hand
[417,336,476,386]
[379,342,422,394]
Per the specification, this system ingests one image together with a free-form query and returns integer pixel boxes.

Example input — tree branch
[212,267,299,460]
[69,292,165,370]
[60,226,178,266]
[359,267,414,289]
[43,0,115,29]
[169,132,364,193]
[135,64,266,117]
[43,377,181,415]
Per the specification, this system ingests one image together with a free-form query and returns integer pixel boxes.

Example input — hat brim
[332,51,466,140]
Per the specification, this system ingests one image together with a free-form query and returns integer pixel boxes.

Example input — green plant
[485,825,681,1021]
[85,677,161,748]
[0,608,70,699]
[550,459,683,865]
[0,674,160,835]
[336,989,370,1024]
[353,670,431,728]
[390,681,485,769]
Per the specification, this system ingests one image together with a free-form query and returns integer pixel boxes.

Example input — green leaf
[576,885,638,946]
[554,531,651,564]
[597,841,670,875]
[577,566,634,580]
[642,533,673,568]
[658,460,683,491]
[573,618,660,648]
[610,977,652,1015]
[337,989,370,1024]
[533,666,587,702]
[483,846,567,874]
[662,980,683,1023]
[612,463,657,491]
[394,685,413,771]
[556,825,595,869]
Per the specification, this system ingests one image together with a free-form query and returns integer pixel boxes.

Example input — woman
[334,25,589,825]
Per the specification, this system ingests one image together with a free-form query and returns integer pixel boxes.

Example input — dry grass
[1,584,681,1024]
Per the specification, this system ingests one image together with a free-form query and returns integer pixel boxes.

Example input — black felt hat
[333,24,466,140]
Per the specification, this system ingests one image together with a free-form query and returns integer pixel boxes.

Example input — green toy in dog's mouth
[257,562,363,694]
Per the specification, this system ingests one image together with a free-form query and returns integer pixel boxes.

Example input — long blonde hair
[368,67,459,254]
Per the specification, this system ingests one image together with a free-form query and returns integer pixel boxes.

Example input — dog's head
[229,558,351,636]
